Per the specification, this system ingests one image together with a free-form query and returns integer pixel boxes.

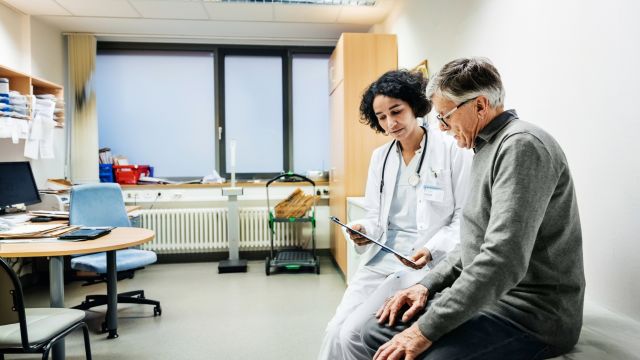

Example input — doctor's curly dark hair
[359,69,431,134]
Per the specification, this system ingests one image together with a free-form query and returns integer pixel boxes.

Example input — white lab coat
[356,124,471,269]
[318,124,473,360]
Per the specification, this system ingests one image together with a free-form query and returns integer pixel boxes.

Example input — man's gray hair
[426,57,505,108]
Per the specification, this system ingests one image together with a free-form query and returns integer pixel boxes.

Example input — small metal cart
[265,172,320,276]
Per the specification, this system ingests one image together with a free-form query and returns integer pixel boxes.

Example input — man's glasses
[436,97,477,128]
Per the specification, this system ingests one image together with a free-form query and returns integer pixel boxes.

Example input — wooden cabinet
[329,33,397,276]
[0,64,64,127]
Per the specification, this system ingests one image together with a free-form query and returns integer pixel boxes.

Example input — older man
[358,58,585,360]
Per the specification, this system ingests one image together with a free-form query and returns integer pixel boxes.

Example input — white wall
[0,4,29,72]
[30,16,64,86]
[0,3,67,187]
[373,0,640,320]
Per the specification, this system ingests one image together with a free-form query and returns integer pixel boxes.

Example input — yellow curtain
[67,34,98,183]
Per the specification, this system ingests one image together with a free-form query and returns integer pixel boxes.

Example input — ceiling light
[204,0,377,6]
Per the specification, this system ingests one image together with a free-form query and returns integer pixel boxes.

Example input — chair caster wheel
[265,256,271,276]
[154,305,162,316]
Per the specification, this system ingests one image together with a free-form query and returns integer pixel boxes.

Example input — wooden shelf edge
[31,76,63,90]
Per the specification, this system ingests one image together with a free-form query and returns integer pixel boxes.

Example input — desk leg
[50,256,65,360]
[106,250,119,338]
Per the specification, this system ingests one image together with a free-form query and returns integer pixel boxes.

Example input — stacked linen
[0,91,32,120]
[0,79,32,143]
[1,84,30,119]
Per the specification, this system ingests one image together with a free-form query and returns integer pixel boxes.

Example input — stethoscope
[379,125,428,193]
[376,125,428,233]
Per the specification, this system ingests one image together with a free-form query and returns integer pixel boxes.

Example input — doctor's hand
[397,248,431,269]
[376,284,429,327]
[348,224,372,246]
[373,324,432,360]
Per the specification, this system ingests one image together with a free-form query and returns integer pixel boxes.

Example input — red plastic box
[113,165,151,185]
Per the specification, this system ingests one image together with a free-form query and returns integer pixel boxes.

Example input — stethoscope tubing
[379,125,428,194]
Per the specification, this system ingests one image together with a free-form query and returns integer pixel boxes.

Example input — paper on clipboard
[329,216,418,266]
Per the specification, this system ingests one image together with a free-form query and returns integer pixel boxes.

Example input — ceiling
[1,0,396,45]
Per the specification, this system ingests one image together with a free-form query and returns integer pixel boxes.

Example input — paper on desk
[0,214,33,224]
[0,224,66,238]
[0,223,64,234]
[28,210,69,219]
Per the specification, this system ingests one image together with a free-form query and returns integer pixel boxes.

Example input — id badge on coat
[423,184,444,202]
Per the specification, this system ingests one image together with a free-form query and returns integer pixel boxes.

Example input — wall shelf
[0,64,64,128]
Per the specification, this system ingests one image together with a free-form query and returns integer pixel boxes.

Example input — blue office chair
[69,183,161,330]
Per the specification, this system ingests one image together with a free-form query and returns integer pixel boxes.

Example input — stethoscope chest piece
[407,173,420,187]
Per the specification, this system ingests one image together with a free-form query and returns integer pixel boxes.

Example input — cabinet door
[329,82,347,275]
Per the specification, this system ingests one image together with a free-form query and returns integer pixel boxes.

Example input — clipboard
[58,227,113,240]
[329,216,418,266]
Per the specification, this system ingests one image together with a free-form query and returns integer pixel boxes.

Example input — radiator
[137,207,302,254]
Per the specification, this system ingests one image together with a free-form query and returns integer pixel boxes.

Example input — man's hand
[376,284,428,326]
[397,248,431,269]
[373,324,433,360]
[347,224,372,246]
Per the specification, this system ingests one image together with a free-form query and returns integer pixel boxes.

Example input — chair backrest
[0,258,30,348]
[70,183,131,227]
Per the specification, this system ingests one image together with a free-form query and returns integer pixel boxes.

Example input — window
[96,50,215,178]
[223,55,284,175]
[292,54,330,174]
[96,43,331,180]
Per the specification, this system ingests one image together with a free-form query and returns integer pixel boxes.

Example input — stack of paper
[38,179,72,195]
[99,147,113,164]
[28,210,69,219]
[138,176,202,185]
[0,224,78,239]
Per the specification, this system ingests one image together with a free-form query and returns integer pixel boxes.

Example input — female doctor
[318,70,472,360]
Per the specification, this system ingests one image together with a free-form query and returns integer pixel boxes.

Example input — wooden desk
[0,227,154,360]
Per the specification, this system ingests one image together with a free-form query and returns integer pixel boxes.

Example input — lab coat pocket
[423,169,453,208]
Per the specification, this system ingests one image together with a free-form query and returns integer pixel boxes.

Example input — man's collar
[474,109,518,152]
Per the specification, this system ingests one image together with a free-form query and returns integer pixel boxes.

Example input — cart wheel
[265,256,271,276]
[153,305,162,317]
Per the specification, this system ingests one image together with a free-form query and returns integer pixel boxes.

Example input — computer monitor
[0,161,41,212]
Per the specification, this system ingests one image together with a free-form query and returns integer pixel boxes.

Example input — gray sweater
[417,110,585,352]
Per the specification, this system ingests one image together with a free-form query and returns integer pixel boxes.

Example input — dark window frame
[97,41,332,181]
